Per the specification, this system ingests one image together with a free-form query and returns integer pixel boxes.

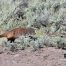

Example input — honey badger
[0,28,35,42]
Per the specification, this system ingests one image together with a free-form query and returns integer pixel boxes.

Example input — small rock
[0,51,3,54]
[64,50,66,58]
[64,54,66,58]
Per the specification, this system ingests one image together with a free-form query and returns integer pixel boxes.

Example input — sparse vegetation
[0,0,66,51]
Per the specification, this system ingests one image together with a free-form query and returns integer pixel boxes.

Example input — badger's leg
[7,37,15,43]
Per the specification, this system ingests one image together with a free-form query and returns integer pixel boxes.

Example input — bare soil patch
[0,47,66,66]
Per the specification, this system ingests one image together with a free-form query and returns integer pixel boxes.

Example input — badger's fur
[0,28,35,42]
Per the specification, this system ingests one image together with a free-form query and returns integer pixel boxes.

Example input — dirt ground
[0,47,66,66]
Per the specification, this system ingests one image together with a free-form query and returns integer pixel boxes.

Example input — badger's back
[13,28,35,38]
